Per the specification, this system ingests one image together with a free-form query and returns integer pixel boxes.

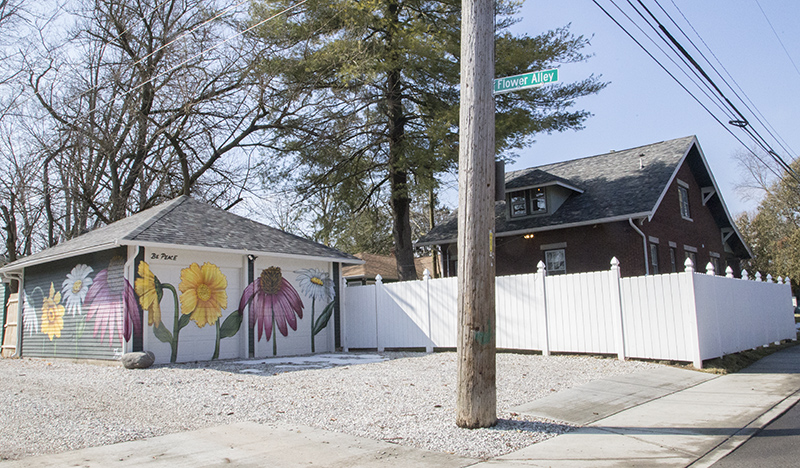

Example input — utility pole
[456,0,496,428]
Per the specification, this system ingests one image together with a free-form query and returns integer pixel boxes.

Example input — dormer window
[508,188,547,218]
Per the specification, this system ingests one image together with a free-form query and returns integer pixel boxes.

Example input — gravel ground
[0,352,662,461]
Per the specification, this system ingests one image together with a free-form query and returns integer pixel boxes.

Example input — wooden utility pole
[456,0,496,428]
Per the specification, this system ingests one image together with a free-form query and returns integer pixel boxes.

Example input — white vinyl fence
[341,258,796,368]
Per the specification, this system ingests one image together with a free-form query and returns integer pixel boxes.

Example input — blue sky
[497,0,800,216]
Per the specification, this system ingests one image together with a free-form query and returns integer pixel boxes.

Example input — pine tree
[253,0,606,279]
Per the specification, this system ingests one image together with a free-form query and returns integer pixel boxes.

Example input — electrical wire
[589,0,787,182]
[592,0,799,183]
[754,0,800,80]
[668,0,799,160]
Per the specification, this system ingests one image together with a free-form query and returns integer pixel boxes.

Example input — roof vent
[638,153,645,169]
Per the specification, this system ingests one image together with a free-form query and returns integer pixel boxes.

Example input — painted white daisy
[22,290,38,336]
[295,268,335,353]
[61,264,93,316]
[295,268,335,305]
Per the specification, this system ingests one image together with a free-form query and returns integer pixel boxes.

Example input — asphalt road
[711,399,800,467]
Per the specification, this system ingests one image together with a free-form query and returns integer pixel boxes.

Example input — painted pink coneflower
[84,257,142,346]
[239,266,303,355]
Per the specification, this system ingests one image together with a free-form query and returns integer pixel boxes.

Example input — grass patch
[695,339,799,374]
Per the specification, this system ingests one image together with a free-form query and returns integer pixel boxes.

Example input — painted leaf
[153,321,173,344]
[178,313,192,331]
[219,311,242,339]
[312,301,335,336]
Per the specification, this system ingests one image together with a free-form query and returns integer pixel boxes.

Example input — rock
[121,351,155,369]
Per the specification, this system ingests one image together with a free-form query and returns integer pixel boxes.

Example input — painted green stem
[310,298,316,353]
[272,303,277,356]
[164,284,180,363]
[212,320,220,360]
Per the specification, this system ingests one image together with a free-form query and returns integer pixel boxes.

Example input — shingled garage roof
[418,136,750,257]
[0,196,359,273]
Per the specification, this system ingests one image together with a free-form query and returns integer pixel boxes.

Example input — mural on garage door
[240,266,336,356]
[136,260,242,362]
[22,250,142,360]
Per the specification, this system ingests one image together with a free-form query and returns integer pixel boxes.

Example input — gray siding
[22,247,131,360]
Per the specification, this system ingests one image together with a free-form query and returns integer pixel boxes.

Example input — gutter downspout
[629,218,649,275]
[1,271,24,357]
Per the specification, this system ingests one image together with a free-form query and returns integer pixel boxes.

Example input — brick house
[417,136,751,277]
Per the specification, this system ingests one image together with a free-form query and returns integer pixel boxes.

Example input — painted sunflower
[135,261,162,327]
[40,283,65,341]
[178,262,228,328]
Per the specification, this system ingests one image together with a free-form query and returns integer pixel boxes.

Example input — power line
[668,0,799,160]
[589,0,789,183]
[754,0,800,80]
[592,0,800,183]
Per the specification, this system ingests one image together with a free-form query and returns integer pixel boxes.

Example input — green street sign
[493,69,558,95]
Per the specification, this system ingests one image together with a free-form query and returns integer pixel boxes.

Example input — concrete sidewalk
[3,346,799,468]
[492,345,800,467]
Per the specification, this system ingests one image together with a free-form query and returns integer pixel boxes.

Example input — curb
[688,388,800,467]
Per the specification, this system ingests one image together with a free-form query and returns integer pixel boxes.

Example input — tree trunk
[386,20,416,281]
[456,0,496,428]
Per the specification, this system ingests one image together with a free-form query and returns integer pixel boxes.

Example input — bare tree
[28,0,301,233]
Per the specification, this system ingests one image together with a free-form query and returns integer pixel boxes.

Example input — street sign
[493,69,558,95]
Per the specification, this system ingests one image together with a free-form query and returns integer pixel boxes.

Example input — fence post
[342,280,349,352]
[725,267,734,278]
[742,269,749,280]
[684,257,695,273]
[609,257,626,361]
[375,274,384,352]
[424,269,433,353]
[536,261,550,356]
[705,262,715,276]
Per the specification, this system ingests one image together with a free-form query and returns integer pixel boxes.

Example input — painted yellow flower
[135,261,162,327]
[41,283,65,341]
[179,262,228,328]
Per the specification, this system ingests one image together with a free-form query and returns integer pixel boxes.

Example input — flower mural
[61,264,93,317]
[296,268,335,352]
[40,283,65,341]
[179,263,228,328]
[239,266,303,356]
[85,257,142,346]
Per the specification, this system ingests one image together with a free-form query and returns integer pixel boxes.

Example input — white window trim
[648,236,659,244]
[540,242,567,251]
[676,178,690,188]
[683,245,698,253]
[668,241,677,248]
[709,251,720,258]
[678,185,693,222]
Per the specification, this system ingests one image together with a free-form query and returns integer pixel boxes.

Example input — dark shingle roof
[418,136,697,245]
[1,196,358,272]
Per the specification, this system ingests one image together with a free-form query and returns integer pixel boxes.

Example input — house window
[685,250,697,269]
[531,188,547,214]
[669,247,677,273]
[650,244,659,274]
[508,188,547,218]
[678,186,691,219]
[545,249,566,275]
[509,192,528,218]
